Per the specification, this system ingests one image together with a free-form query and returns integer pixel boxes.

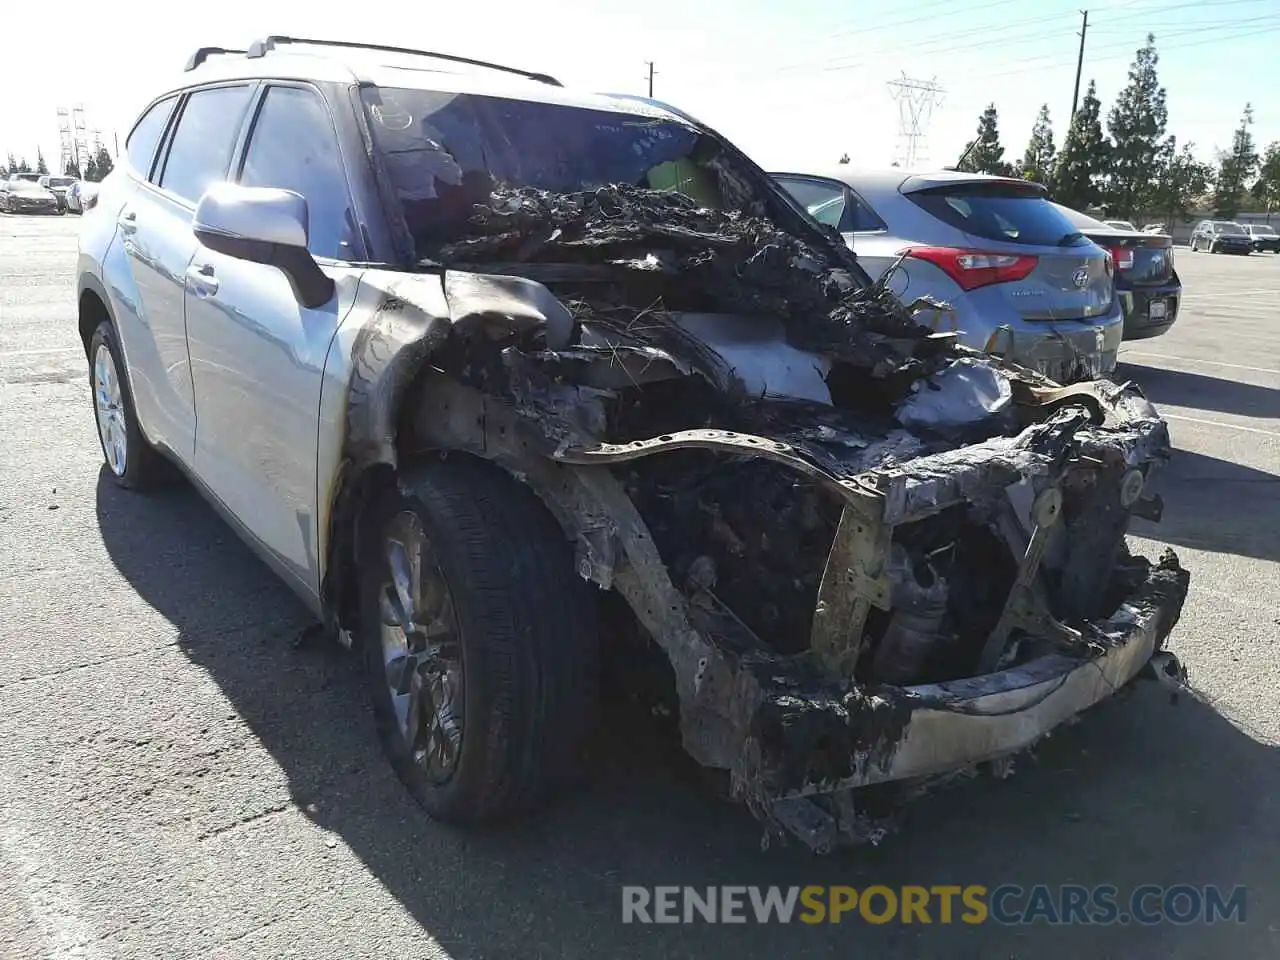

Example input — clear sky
[1,0,1275,175]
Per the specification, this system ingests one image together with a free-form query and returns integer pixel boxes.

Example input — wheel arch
[77,272,114,357]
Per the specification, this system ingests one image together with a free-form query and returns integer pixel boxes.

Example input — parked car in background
[1141,223,1169,235]
[1054,203,1180,341]
[38,174,77,211]
[1103,219,1138,232]
[1190,219,1253,254]
[64,180,98,214]
[1244,223,1280,253]
[771,168,1121,382]
[0,178,62,214]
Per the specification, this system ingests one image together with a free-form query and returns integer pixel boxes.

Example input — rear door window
[158,85,255,205]
[237,85,355,260]
[909,182,1086,247]
[126,96,178,180]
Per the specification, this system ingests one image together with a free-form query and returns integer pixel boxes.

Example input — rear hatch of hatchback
[899,175,1114,323]
[1053,204,1176,288]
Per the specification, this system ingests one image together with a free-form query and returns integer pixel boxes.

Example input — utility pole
[644,61,657,97]
[1070,10,1089,124]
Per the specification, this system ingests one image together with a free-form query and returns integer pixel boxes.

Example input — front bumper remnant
[749,550,1188,852]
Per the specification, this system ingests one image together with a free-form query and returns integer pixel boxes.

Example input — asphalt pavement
[1,214,1278,959]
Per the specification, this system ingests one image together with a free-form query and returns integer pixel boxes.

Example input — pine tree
[93,146,114,181]
[2,152,13,176]
[16,157,31,174]
[64,158,82,179]
[957,104,1012,176]
[1021,105,1056,184]
[1051,80,1109,210]
[1152,138,1213,223]
[1214,105,1259,218]
[1253,141,1280,219]
[84,155,98,182]
[36,148,49,175]
[1106,34,1169,220]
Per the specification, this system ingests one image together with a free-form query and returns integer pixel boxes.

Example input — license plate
[1148,300,1167,320]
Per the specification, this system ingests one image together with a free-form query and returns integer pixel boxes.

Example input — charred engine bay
[424,184,1136,688]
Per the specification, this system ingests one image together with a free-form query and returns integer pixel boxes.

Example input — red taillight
[898,246,1039,291]
[1107,245,1135,271]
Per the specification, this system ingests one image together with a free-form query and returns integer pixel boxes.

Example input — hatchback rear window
[908,183,1088,247]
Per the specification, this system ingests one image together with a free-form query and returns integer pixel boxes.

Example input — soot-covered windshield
[360,86,769,258]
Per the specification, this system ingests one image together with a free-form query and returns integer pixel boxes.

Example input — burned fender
[316,267,577,629]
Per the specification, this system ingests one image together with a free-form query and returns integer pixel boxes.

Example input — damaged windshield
[361,86,776,259]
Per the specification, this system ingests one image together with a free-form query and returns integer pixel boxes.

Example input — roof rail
[185,47,249,72]
[244,36,562,87]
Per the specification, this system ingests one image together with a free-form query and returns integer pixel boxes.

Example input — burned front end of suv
[349,87,1190,849]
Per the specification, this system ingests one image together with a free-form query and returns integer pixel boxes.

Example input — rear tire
[88,321,169,490]
[361,455,598,824]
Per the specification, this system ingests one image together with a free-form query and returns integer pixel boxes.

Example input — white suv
[76,36,1187,850]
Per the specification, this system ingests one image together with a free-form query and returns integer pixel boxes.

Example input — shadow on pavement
[1117,362,1280,421]
[1134,449,1280,563]
[96,469,1278,959]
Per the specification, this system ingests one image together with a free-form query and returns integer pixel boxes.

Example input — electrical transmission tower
[73,105,91,169]
[887,74,944,169]
[57,108,74,174]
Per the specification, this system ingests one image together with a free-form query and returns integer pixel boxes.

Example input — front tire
[361,456,598,824]
[88,321,168,490]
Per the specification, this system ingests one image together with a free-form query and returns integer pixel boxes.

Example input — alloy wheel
[93,343,128,477]
[377,510,465,783]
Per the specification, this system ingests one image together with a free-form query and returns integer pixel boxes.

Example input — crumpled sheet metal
[442,270,573,349]
[896,356,1012,430]
[875,381,1169,524]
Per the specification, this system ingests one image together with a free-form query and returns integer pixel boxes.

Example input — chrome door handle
[117,211,137,235]
[187,263,219,297]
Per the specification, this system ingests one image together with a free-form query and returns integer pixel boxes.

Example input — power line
[671,0,1271,87]
[961,19,1280,84]
[813,4,1278,78]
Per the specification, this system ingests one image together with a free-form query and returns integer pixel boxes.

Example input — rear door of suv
[112,82,258,466]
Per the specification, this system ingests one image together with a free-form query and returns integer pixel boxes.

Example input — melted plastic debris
[424,183,944,372]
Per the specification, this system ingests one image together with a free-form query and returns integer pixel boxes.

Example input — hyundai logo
[1072,266,1090,289]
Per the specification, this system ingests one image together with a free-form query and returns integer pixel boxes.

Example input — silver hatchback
[772,169,1122,383]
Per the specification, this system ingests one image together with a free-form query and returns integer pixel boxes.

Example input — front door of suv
[185,82,365,601]
[118,82,257,466]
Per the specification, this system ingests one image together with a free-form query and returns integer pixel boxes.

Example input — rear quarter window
[126,96,178,180]
[910,183,1085,247]
[776,176,887,232]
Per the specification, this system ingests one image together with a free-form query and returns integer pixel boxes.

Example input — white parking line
[0,347,79,359]
[1182,289,1279,299]
[1164,413,1280,438]
[1123,351,1280,376]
